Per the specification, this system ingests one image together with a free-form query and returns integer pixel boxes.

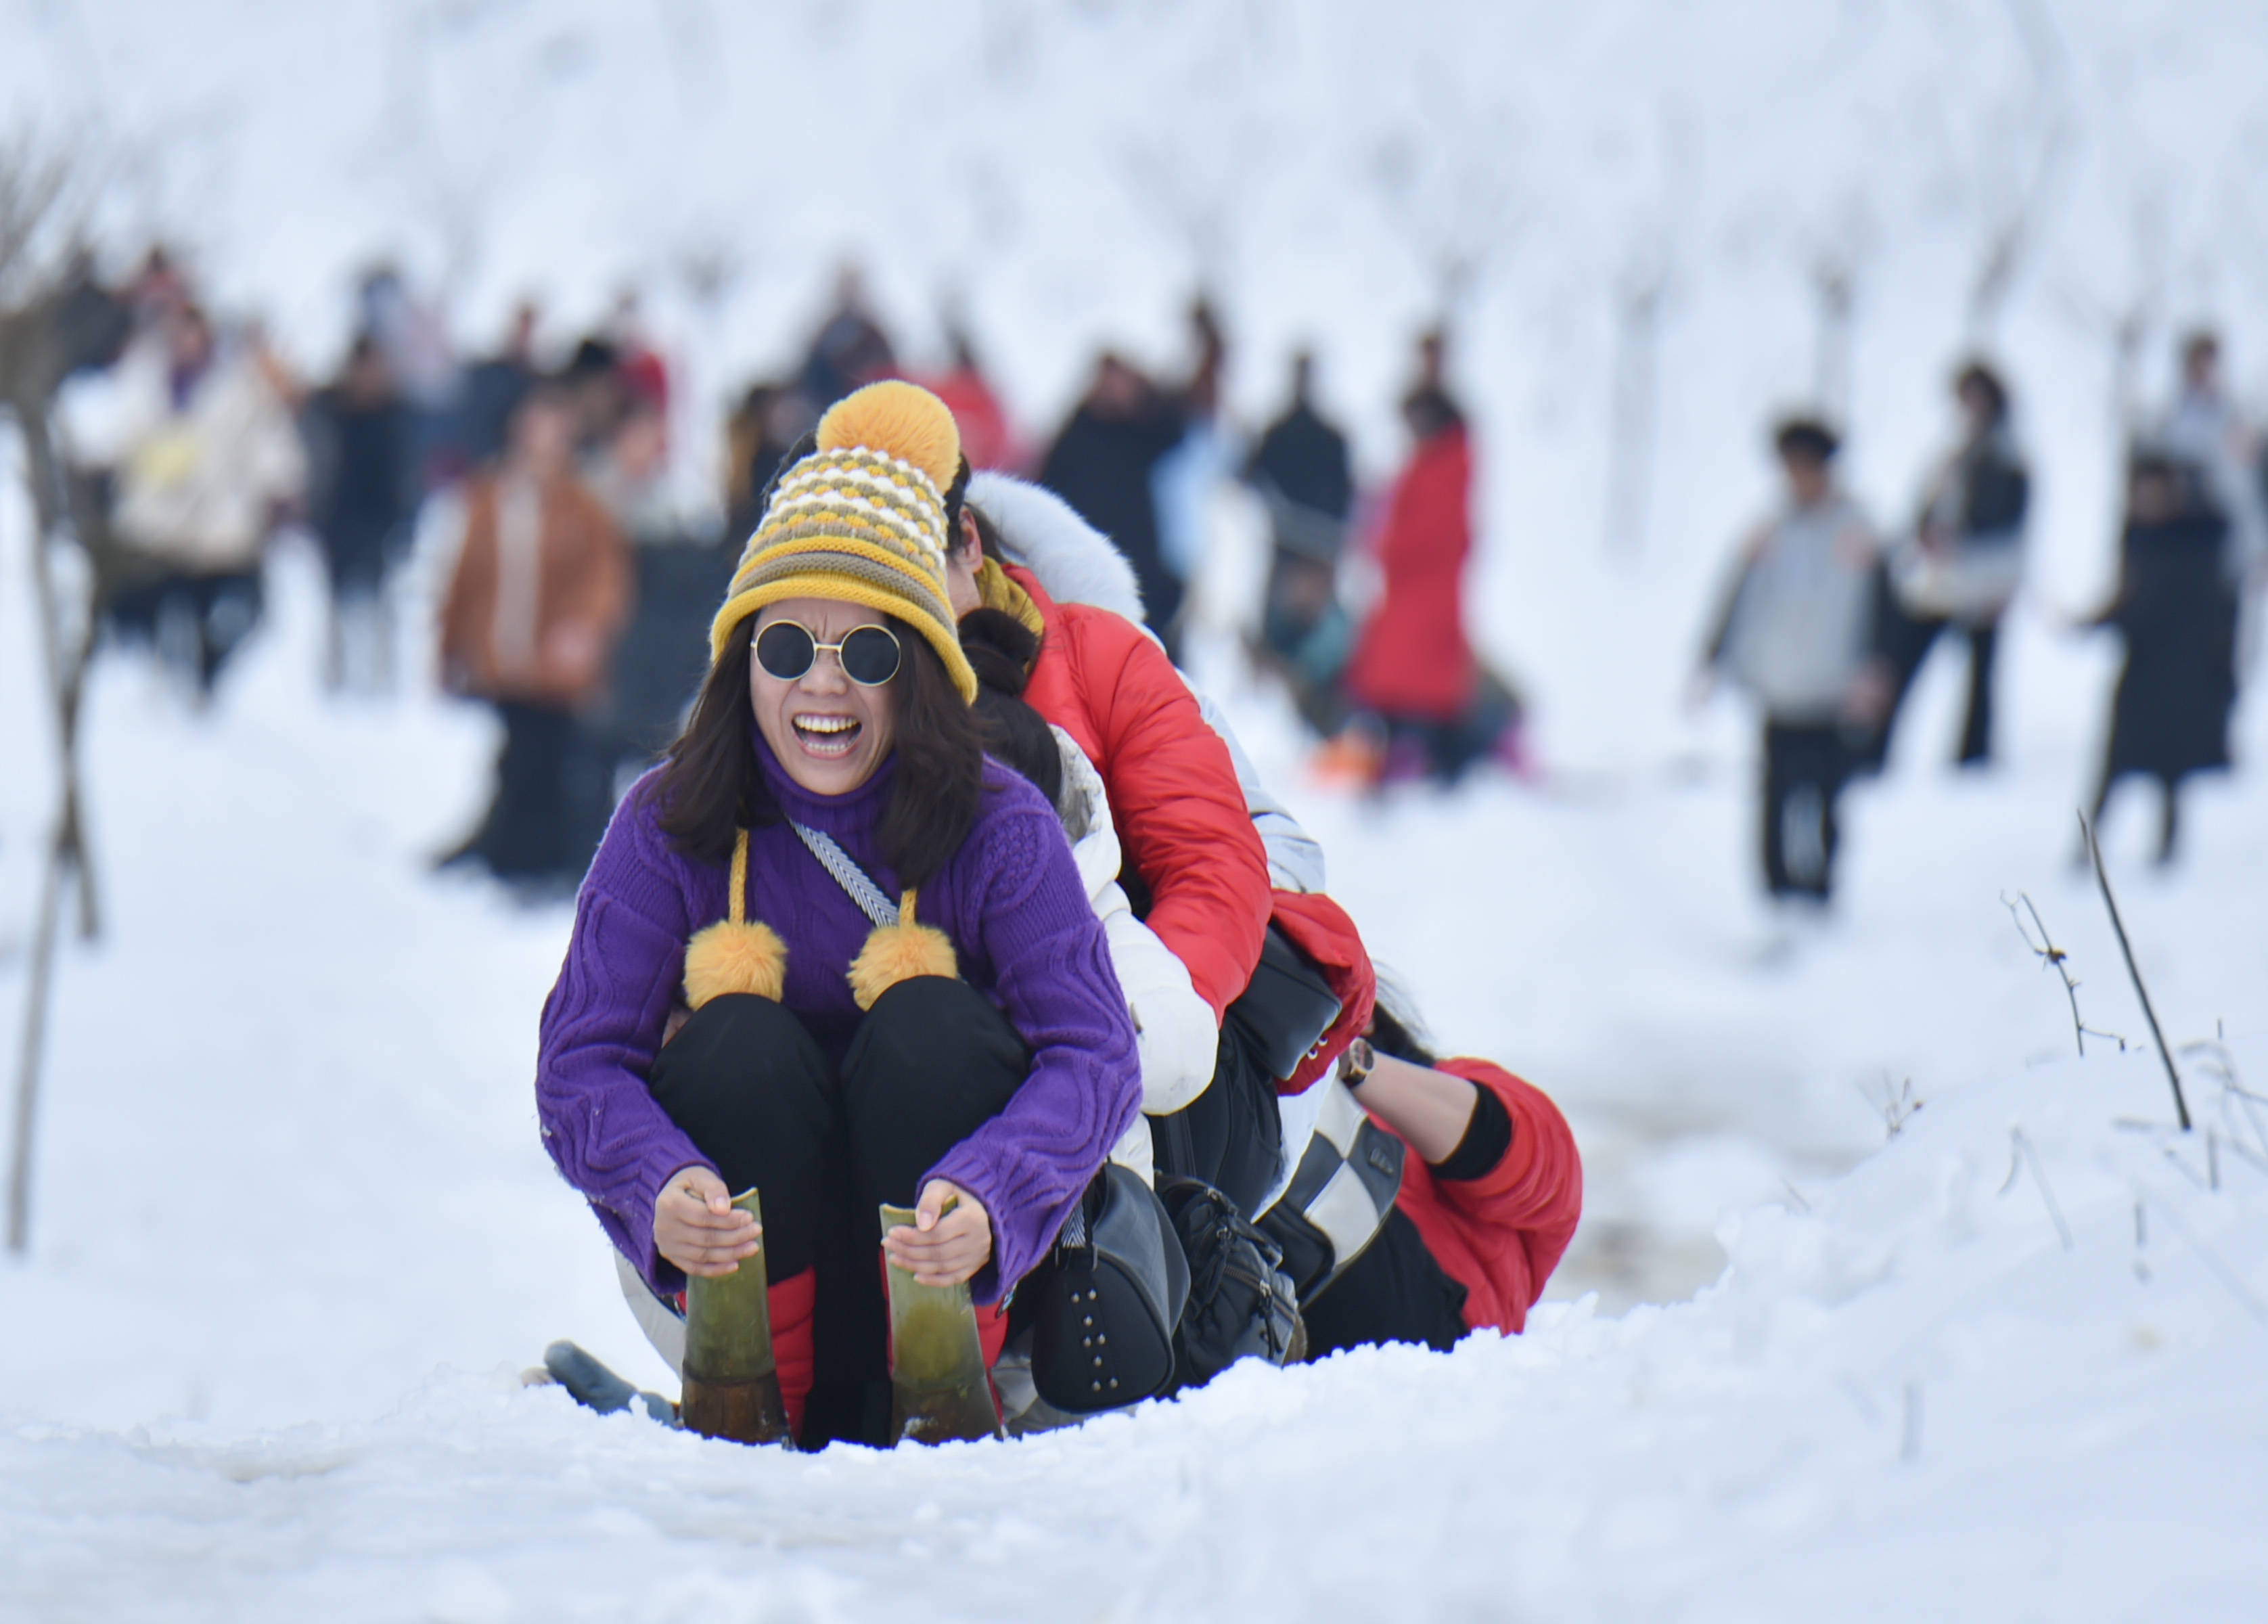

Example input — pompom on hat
[710,380,978,704]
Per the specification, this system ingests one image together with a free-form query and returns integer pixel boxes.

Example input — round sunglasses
[753,618,903,687]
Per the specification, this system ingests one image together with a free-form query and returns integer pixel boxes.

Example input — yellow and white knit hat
[709,380,978,704]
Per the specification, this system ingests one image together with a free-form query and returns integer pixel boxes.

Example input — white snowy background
[3,1,2266,1619]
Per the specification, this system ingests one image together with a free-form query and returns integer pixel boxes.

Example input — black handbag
[1159,1177,1305,1388]
[1027,1165,1192,1414]
[1223,924,1344,1083]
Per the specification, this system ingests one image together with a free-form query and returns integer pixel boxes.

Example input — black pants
[2089,767,2183,864]
[1299,1208,1470,1357]
[106,568,265,696]
[1151,1022,1285,1219]
[647,980,1028,1448]
[1876,610,1999,768]
[1762,721,1852,900]
[472,700,609,882]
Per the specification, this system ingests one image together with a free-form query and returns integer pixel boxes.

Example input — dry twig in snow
[2079,812,2191,1130]
[2003,891,2125,1056]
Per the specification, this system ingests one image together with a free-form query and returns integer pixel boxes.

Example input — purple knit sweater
[536,727,1140,1303]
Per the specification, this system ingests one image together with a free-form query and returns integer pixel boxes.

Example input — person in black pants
[646,979,1028,1448]
[2081,454,2240,865]
[1870,361,2031,770]
[1696,419,1886,906]
[1761,721,1851,900]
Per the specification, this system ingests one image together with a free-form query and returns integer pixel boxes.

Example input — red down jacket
[1380,1058,1582,1334]
[1007,563,1273,1021]
[1271,888,1374,1095]
[1346,422,1476,723]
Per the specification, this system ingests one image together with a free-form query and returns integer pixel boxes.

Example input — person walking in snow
[1698,419,1886,906]
[920,313,1021,475]
[457,300,543,473]
[304,332,415,692]
[2154,332,2265,589]
[539,382,1139,1449]
[66,302,307,700]
[1335,363,1485,784]
[1872,361,2031,769]
[2081,451,2240,865]
[587,397,738,778]
[1244,349,1357,735]
[1039,352,1195,652]
[437,384,632,887]
[799,264,899,410]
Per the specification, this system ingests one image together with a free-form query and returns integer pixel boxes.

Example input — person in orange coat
[1340,384,1483,784]
[438,384,632,885]
[1300,995,1582,1351]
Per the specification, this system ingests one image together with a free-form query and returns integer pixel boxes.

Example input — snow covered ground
[3,466,2264,1620]
[5,0,2268,1615]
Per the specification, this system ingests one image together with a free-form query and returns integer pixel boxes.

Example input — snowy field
[2,474,2263,1621]
[6,0,2268,1617]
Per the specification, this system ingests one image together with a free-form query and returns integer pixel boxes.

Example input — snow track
[1,520,2261,1620]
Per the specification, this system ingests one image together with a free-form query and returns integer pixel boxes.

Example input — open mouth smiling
[791,713,862,757]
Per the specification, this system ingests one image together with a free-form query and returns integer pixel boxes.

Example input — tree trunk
[6,831,68,1253]
[1606,276,1663,554]
[11,392,101,939]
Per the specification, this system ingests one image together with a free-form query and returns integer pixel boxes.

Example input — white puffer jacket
[1050,727,1221,1187]
[65,334,307,573]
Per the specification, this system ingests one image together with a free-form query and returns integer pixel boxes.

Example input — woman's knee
[841,978,1028,1105]
[839,980,1029,1196]
[653,995,823,1099]
[649,995,836,1160]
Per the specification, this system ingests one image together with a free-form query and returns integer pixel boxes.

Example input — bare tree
[1810,252,1857,428]
[1960,0,2074,346]
[0,136,106,1253]
[1605,241,1669,555]
[2053,190,2169,543]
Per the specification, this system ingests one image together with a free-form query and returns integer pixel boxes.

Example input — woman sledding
[536,381,1141,1448]
[948,461,1583,1363]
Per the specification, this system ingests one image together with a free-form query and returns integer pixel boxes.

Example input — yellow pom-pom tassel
[684,919,788,1008]
[845,888,957,1010]
[684,838,784,1008]
[817,380,962,492]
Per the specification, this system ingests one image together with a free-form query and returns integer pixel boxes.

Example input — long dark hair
[1367,976,1439,1067]
[961,606,1061,809]
[648,610,986,890]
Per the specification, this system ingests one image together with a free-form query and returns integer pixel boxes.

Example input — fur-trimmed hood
[967,470,1147,625]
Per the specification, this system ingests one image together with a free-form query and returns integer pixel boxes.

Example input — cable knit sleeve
[535,786,715,1296]
[924,782,1143,1301]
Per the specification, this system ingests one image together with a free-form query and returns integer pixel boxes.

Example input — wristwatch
[1338,1035,1376,1088]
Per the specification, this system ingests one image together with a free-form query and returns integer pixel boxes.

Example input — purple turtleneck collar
[750,721,901,870]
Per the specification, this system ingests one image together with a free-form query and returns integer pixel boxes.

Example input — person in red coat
[1301,997,1582,1351]
[922,319,1022,474]
[1340,386,1487,784]
[934,473,1285,1211]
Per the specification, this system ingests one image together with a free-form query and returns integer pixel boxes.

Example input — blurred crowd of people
[722,278,1531,794]
[1699,332,2262,914]
[49,252,714,891]
[33,246,2261,909]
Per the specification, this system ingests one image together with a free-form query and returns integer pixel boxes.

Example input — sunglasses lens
[754,621,816,681]
[840,626,903,686]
